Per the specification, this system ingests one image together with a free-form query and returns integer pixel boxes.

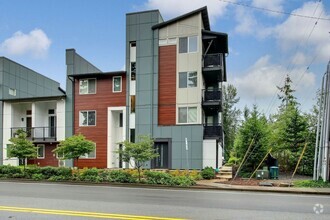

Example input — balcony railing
[203,124,222,139]
[202,89,222,102]
[11,127,57,141]
[202,53,223,69]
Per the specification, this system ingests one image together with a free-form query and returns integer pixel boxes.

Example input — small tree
[8,129,37,168]
[116,135,159,182]
[53,134,95,168]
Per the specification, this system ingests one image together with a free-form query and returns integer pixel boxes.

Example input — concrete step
[216,175,232,180]
[218,172,232,176]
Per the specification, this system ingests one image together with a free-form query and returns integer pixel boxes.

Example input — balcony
[11,127,57,142]
[203,124,222,140]
[202,89,222,112]
[202,53,224,83]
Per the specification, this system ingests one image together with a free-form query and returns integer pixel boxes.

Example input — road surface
[0,181,329,219]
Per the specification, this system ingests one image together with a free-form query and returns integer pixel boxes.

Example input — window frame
[178,106,198,124]
[179,71,197,88]
[79,78,96,95]
[37,144,45,159]
[113,76,122,93]
[179,35,198,54]
[79,110,96,127]
[80,143,96,159]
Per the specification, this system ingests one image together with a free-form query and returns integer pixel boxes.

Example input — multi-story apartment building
[0,57,66,167]
[0,6,227,170]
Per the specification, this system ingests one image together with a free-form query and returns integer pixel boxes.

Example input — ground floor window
[80,143,96,159]
[37,144,45,159]
[178,106,197,123]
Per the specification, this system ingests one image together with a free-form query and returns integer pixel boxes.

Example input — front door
[152,142,169,169]
[49,116,56,138]
[26,116,32,137]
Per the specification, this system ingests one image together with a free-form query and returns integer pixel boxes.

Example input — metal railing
[11,127,57,141]
[203,53,223,68]
[202,89,222,102]
[203,124,222,138]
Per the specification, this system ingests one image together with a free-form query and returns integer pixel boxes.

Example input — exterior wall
[126,11,204,169]
[203,139,217,168]
[74,75,126,168]
[27,143,59,167]
[158,45,176,125]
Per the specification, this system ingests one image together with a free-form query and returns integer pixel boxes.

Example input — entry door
[49,116,56,137]
[26,116,32,137]
[152,142,169,169]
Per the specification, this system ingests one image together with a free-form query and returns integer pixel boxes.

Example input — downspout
[318,73,326,179]
[322,71,330,181]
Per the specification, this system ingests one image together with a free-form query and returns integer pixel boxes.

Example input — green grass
[293,180,330,188]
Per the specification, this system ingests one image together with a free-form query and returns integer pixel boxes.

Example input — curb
[1,179,329,195]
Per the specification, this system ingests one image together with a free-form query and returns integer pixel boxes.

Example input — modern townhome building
[65,49,127,168]
[125,6,228,169]
[0,57,66,167]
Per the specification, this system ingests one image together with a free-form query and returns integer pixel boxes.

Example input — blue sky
[0,0,329,115]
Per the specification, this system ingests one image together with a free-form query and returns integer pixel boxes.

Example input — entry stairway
[216,166,232,182]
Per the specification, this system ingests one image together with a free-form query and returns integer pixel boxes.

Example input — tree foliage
[116,135,159,181]
[8,129,37,167]
[222,84,241,160]
[53,134,95,167]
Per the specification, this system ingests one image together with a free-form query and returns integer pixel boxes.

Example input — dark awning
[202,30,228,54]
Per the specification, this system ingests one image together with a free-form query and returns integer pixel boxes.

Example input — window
[179,36,198,53]
[81,143,96,159]
[6,144,12,158]
[179,72,197,88]
[79,110,96,126]
[37,144,45,159]
[79,79,96,94]
[113,76,122,92]
[9,88,16,96]
[119,113,123,127]
[178,107,197,123]
[130,129,135,143]
[131,95,136,113]
[131,62,136,81]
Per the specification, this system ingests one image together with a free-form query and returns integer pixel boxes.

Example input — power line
[219,0,330,21]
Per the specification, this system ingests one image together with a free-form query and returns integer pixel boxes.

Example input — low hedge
[0,165,199,186]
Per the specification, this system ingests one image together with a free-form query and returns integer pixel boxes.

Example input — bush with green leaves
[102,170,136,183]
[31,173,45,181]
[201,167,215,179]
[0,165,23,178]
[172,176,196,187]
[24,166,42,178]
[79,168,102,182]
[144,171,174,185]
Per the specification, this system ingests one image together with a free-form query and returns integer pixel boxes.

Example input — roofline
[152,6,210,30]
[68,71,126,78]
[126,9,160,16]
[1,95,66,102]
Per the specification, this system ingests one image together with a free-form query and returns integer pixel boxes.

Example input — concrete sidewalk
[196,179,330,195]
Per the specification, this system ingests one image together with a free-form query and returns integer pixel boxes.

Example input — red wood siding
[74,75,126,168]
[27,143,59,167]
[158,45,177,125]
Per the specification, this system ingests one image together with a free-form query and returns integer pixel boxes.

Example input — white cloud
[0,29,51,58]
[232,55,315,101]
[144,0,233,23]
[234,7,257,35]
[252,0,284,17]
[291,52,308,66]
[273,1,330,62]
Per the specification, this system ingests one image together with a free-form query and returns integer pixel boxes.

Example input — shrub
[294,180,330,188]
[56,167,72,178]
[23,166,42,178]
[31,173,45,181]
[0,165,22,178]
[169,169,202,181]
[79,168,102,182]
[104,170,136,183]
[201,167,215,179]
[172,176,196,187]
[40,166,58,179]
[144,171,174,185]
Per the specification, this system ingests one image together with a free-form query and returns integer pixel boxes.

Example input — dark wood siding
[158,45,176,125]
[74,75,126,168]
[27,143,59,167]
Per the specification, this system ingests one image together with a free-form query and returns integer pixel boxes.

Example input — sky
[0,0,329,115]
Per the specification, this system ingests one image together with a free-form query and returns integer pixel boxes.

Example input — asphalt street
[0,181,329,220]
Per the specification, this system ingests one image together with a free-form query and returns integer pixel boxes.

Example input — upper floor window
[79,79,96,94]
[179,72,197,88]
[131,62,136,81]
[178,107,197,124]
[113,76,122,93]
[179,36,198,53]
[79,110,96,126]
[9,88,16,96]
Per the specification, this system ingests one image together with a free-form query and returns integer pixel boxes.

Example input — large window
[179,36,198,53]
[79,79,96,94]
[131,95,136,113]
[79,110,96,126]
[178,107,197,123]
[179,72,197,88]
[113,76,122,92]
[131,62,136,81]
[81,143,96,159]
[37,144,45,159]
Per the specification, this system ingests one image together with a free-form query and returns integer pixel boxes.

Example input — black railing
[203,89,222,102]
[203,124,222,139]
[11,127,56,141]
[203,53,223,68]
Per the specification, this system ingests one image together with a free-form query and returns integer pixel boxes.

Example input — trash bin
[270,166,279,179]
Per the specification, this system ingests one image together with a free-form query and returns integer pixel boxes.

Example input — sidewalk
[196,179,330,195]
